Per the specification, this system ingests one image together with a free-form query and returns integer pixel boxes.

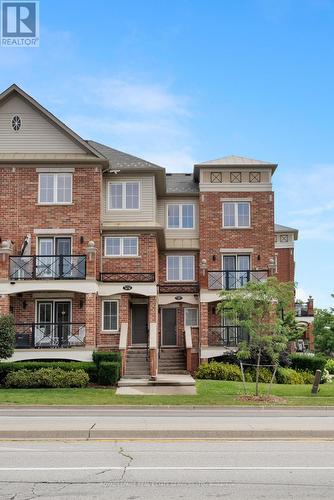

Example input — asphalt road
[0,406,334,439]
[0,439,333,499]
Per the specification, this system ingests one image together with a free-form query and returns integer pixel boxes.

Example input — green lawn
[0,380,333,406]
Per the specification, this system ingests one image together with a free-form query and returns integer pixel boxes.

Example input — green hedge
[4,368,89,388]
[196,362,243,381]
[0,361,97,385]
[92,351,122,366]
[98,361,120,385]
[276,367,305,384]
[289,354,327,373]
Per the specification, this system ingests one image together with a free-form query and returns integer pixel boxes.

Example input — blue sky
[0,0,333,307]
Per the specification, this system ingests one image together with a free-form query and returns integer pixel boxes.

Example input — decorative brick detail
[199,302,209,348]
[85,293,97,347]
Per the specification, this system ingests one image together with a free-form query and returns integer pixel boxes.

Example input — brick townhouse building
[0,84,307,378]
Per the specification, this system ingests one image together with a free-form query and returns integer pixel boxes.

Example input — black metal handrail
[9,255,86,280]
[158,283,200,294]
[208,325,249,347]
[15,322,86,348]
[100,272,155,282]
[208,270,268,290]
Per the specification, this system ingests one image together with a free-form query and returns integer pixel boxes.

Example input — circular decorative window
[11,115,22,132]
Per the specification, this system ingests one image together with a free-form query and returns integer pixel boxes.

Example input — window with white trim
[184,308,198,327]
[167,204,194,229]
[223,202,250,228]
[108,182,140,210]
[38,173,72,204]
[167,255,195,281]
[102,300,118,331]
[105,237,138,256]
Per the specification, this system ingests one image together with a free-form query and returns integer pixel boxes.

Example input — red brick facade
[276,247,295,282]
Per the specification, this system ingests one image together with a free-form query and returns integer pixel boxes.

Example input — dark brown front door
[132,304,148,344]
[162,308,177,346]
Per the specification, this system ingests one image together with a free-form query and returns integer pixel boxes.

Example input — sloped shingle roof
[166,173,199,194]
[275,224,298,240]
[196,155,276,166]
[87,140,164,171]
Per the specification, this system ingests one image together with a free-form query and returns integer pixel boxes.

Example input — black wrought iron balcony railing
[208,270,268,290]
[9,255,86,280]
[159,283,200,294]
[15,323,86,349]
[100,272,155,282]
[208,325,249,347]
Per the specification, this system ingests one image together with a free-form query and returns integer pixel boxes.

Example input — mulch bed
[237,395,287,404]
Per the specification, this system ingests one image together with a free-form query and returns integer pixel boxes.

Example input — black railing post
[226,271,229,290]
[32,256,36,279]
[59,255,63,279]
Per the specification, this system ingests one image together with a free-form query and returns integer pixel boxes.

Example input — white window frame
[166,255,195,282]
[102,300,119,332]
[222,202,251,228]
[107,181,140,210]
[38,173,73,205]
[184,308,198,328]
[167,203,195,229]
[104,236,139,257]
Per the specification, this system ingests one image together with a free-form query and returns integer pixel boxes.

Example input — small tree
[314,298,334,356]
[0,314,16,360]
[217,277,295,396]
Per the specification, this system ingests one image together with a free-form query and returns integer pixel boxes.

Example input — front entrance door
[55,301,71,346]
[162,308,177,346]
[132,304,148,344]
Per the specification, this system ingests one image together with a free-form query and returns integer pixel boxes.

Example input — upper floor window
[38,173,72,204]
[223,202,250,228]
[167,255,195,281]
[108,181,140,210]
[167,204,194,229]
[210,172,222,183]
[105,236,138,256]
[249,171,261,183]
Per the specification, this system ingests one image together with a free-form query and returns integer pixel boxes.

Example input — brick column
[0,295,10,316]
[85,293,97,347]
[119,294,130,375]
[86,241,97,279]
[199,302,209,363]
[149,296,158,378]
[0,253,10,280]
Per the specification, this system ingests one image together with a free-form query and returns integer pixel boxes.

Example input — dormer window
[11,115,21,132]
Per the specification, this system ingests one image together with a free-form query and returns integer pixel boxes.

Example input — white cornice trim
[200,183,272,192]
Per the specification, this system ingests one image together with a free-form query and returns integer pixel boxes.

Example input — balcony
[208,325,249,347]
[159,283,200,294]
[15,323,86,349]
[9,255,86,280]
[208,270,268,290]
[100,272,155,282]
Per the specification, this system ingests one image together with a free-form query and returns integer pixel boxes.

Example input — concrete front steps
[158,347,188,374]
[123,347,150,379]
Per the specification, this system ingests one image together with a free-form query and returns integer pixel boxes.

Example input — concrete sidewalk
[0,406,333,440]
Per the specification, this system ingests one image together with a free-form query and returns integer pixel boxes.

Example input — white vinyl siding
[108,182,140,210]
[38,173,72,204]
[167,255,195,281]
[184,308,198,327]
[223,202,250,228]
[102,300,118,331]
[105,237,138,256]
[167,204,194,229]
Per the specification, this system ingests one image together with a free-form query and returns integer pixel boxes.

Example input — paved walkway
[117,374,196,395]
[0,406,333,439]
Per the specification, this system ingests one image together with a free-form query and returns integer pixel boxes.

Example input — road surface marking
[0,466,334,471]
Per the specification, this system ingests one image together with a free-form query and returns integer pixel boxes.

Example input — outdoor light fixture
[123,285,132,291]
[80,236,84,244]
[79,299,84,309]
[175,296,183,301]
[22,300,27,310]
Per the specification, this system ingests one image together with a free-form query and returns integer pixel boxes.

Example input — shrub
[0,361,97,385]
[321,369,332,384]
[93,351,121,366]
[325,359,334,374]
[289,353,327,373]
[276,367,305,384]
[196,362,243,381]
[0,314,15,360]
[299,370,315,384]
[245,367,273,384]
[97,361,120,386]
[4,368,89,388]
